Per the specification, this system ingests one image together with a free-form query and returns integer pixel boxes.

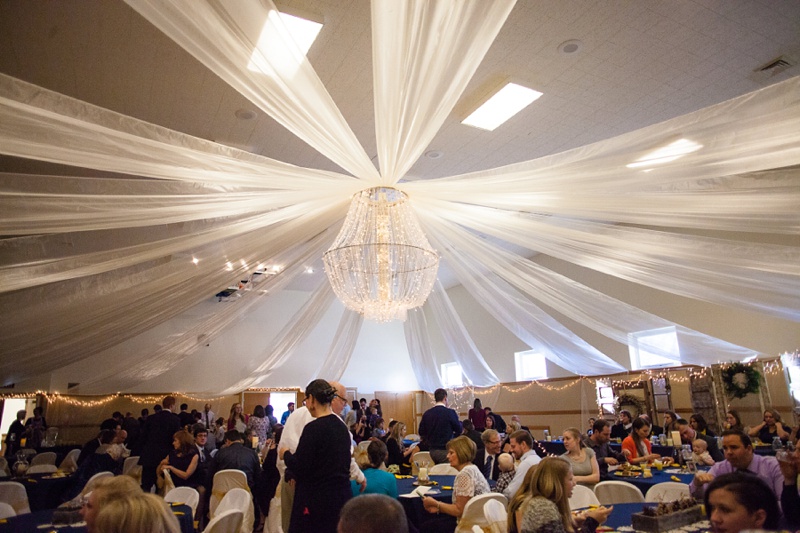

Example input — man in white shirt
[277,381,365,533]
[503,430,541,499]
[201,403,215,430]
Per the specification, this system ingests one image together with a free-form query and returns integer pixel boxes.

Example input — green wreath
[614,394,647,416]
[721,362,760,399]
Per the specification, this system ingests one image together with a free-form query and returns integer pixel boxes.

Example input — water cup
[418,467,428,482]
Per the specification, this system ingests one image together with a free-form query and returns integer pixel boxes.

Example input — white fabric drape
[427,282,499,387]
[404,308,445,392]
[371,0,516,183]
[315,309,364,384]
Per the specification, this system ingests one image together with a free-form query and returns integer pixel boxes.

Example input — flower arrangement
[614,393,647,416]
[721,362,761,399]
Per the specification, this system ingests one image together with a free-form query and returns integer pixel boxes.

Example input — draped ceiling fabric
[1,0,799,394]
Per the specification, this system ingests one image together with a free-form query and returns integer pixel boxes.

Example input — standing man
[475,429,503,481]
[137,395,181,492]
[587,419,628,480]
[418,388,462,464]
[201,403,215,430]
[178,403,194,428]
[677,418,723,462]
[4,410,26,457]
[281,402,295,425]
[503,430,541,499]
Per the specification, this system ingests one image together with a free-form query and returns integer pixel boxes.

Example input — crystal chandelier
[323,187,439,322]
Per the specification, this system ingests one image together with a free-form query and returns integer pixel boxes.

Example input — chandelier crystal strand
[323,187,439,322]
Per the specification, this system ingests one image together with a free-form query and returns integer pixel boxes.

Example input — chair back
[0,457,9,477]
[29,452,57,466]
[0,481,31,515]
[411,450,432,475]
[216,487,254,533]
[483,498,508,533]
[122,456,140,475]
[593,480,645,505]
[429,463,459,475]
[569,484,601,509]
[27,464,58,474]
[83,471,114,495]
[644,481,690,503]
[455,492,508,533]
[203,508,244,533]
[43,427,59,446]
[165,486,200,517]
[59,449,81,472]
[0,501,16,519]
[210,469,249,517]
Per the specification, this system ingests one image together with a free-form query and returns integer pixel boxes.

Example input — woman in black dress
[280,379,352,533]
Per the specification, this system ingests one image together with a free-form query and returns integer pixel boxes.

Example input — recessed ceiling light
[248,10,323,74]
[462,83,543,131]
[305,266,314,274]
[626,138,703,169]
[235,108,256,120]
[192,257,199,265]
[425,150,443,159]
[558,39,583,55]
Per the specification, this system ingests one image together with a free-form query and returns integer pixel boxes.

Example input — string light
[0,391,231,407]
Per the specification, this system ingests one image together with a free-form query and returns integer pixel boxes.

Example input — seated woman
[663,410,679,437]
[351,440,398,498]
[724,409,745,433]
[749,408,791,444]
[502,421,521,453]
[351,414,369,444]
[508,456,612,533]
[80,476,142,533]
[157,429,199,488]
[690,413,716,437]
[421,435,490,532]
[560,427,600,488]
[94,492,181,533]
[386,422,414,475]
[704,472,780,533]
[621,418,661,465]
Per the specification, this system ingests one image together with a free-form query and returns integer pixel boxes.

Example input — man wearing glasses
[476,429,503,481]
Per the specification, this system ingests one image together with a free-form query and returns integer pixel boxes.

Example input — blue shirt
[350,467,398,498]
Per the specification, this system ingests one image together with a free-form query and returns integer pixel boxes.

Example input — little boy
[493,453,516,493]
[691,438,715,466]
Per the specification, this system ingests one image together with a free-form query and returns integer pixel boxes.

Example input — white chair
[644,481,690,503]
[593,480,645,505]
[59,449,81,472]
[203,508,243,533]
[483,498,508,533]
[569,484,601,510]
[122,456,140,475]
[209,469,249,518]
[29,451,57,466]
[0,457,9,477]
[165,486,200,518]
[215,487,254,533]
[357,440,371,453]
[429,463,459,475]
[27,464,58,474]
[0,501,16,519]
[0,481,31,515]
[411,450,432,475]
[455,492,507,533]
[82,471,114,495]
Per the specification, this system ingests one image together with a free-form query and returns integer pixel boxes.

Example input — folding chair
[455,492,507,533]
[644,481,690,503]
[30,452,57,466]
[215,487,254,533]
[593,480,644,505]
[569,484,601,509]
[429,463,459,475]
[203,508,243,533]
[0,481,31,515]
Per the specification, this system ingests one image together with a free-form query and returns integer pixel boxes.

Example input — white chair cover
[26,464,58,474]
[165,486,200,518]
[266,493,282,533]
[0,458,9,477]
[203,508,244,533]
[82,471,114,496]
[483,498,508,533]
[411,451,432,475]
[58,449,80,473]
[0,501,16,519]
[593,480,645,505]
[455,493,507,533]
[215,487,254,533]
[209,469,250,518]
[429,464,459,475]
[0,481,31,515]
[122,456,140,475]
[644,481,691,503]
[29,452,57,466]
[569,484,601,510]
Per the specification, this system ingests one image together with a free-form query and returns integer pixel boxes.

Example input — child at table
[692,438,715,466]
[493,452,516,494]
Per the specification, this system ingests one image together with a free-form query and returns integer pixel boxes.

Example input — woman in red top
[468,398,487,431]
[621,418,661,465]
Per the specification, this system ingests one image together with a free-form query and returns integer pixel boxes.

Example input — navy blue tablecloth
[397,474,454,529]
[0,503,194,533]
[13,473,74,511]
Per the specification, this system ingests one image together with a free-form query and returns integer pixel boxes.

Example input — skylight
[626,138,702,169]
[248,10,323,74]
[462,83,543,131]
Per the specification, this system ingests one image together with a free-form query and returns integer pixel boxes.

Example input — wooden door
[375,391,416,432]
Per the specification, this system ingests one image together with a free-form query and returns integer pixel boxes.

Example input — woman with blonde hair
[749,408,791,444]
[508,456,612,533]
[227,402,247,432]
[93,492,180,533]
[81,476,142,533]
[386,421,414,474]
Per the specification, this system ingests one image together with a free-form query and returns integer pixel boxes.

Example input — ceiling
[1,0,799,392]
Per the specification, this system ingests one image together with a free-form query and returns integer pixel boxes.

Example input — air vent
[749,55,796,84]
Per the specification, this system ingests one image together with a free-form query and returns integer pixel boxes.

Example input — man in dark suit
[137,395,181,492]
[677,418,723,462]
[474,429,503,481]
[209,430,262,489]
[178,403,195,428]
[418,388,462,464]
[461,419,484,452]
[611,410,633,441]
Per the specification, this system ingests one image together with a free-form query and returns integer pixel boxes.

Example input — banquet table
[12,472,75,511]
[611,467,698,496]
[582,501,709,531]
[0,503,194,533]
[396,474,455,529]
